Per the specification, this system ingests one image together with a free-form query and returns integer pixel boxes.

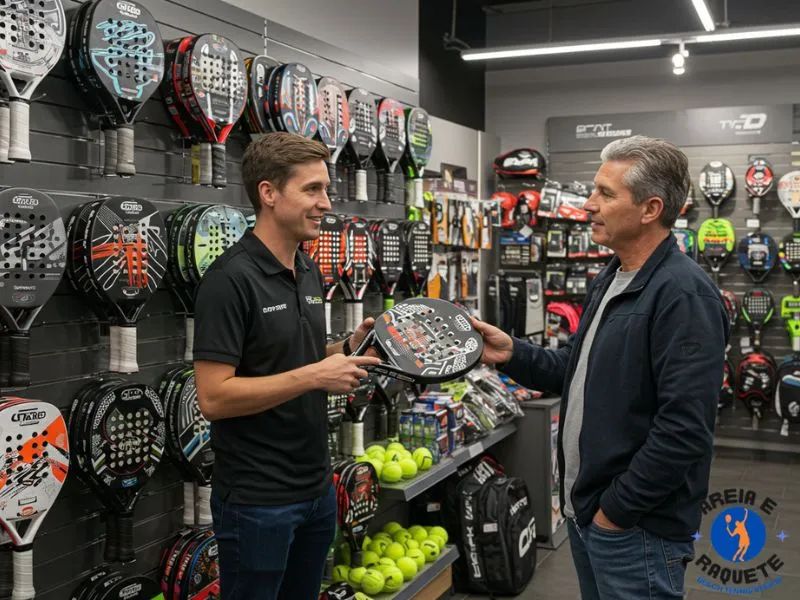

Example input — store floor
[461,451,800,599]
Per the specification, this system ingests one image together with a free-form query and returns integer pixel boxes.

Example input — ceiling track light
[690,0,716,32]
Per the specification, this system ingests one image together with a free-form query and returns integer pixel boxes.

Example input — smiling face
[259,160,331,242]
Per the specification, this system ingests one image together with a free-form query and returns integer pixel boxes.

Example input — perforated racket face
[161,36,203,140]
[778,172,800,219]
[342,461,379,528]
[373,298,483,381]
[698,161,735,207]
[173,371,213,481]
[345,217,373,290]
[85,0,163,119]
[174,204,206,285]
[185,33,247,129]
[698,218,735,259]
[745,158,774,198]
[780,233,800,277]
[316,214,345,291]
[0,0,65,78]
[743,289,775,326]
[315,76,349,152]
[189,204,247,281]
[88,197,167,303]
[269,62,318,138]
[406,221,432,284]
[673,228,697,260]
[738,232,778,282]
[85,383,165,498]
[0,187,66,308]
[404,107,432,177]
[347,87,378,164]
[376,98,406,166]
[243,55,278,134]
[375,220,405,285]
[0,401,68,530]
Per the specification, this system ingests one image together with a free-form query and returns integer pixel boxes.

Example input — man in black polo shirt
[193,132,381,600]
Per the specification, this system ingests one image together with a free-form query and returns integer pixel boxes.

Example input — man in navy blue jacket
[472,136,729,599]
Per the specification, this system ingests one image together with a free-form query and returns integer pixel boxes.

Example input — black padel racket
[745,158,774,215]
[697,217,736,286]
[352,297,484,384]
[371,219,406,310]
[404,220,432,296]
[0,188,67,387]
[0,0,66,162]
[779,232,800,285]
[738,232,777,283]
[346,88,378,203]
[402,106,433,219]
[315,76,350,201]
[268,62,318,139]
[179,34,247,188]
[337,461,379,568]
[242,54,279,135]
[86,198,168,373]
[0,399,69,600]
[78,0,164,176]
[698,161,735,217]
[374,98,407,204]
[742,288,775,350]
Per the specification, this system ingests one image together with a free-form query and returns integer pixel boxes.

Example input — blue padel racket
[268,62,318,139]
[738,232,778,283]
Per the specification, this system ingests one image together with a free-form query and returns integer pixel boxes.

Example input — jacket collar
[240,229,310,276]
[596,232,678,292]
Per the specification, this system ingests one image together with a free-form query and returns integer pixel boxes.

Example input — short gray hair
[600,135,689,228]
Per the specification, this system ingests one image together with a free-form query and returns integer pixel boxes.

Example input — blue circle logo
[710,506,767,563]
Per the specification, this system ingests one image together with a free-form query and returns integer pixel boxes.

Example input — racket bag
[493,148,546,179]
[775,356,800,436]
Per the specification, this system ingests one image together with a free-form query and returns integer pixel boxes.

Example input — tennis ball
[349,566,367,589]
[373,531,393,543]
[413,447,434,471]
[428,534,446,551]
[410,528,428,544]
[356,455,372,463]
[368,539,389,556]
[399,458,418,479]
[382,521,403,535]
[382,567,404,593]
[429,526,449,544]
[384,542,405,562]
[365,445,386,459]
[392,529,412,544]
[386,442,406,453]
[381,461,403,483]
[400,448,413,459]
[377,557,396,570]
[406,548,426,570]
[420,539,441,562]
[383,448,403,463]
[367,457,383,478]
[332,564,350,582]
[361,550,380,567]
[362,535,372,551]
[402,538,420,552]
[354,593,374,600]
[396,556,419,582]
[360,569,385,595]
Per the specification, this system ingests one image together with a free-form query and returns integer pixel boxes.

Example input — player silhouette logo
[711,506,766,563]
[726,509,751,561]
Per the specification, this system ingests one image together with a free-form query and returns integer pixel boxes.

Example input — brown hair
[242,132,330,213]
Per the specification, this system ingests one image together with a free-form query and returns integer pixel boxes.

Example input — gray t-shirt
[563,267,639,517]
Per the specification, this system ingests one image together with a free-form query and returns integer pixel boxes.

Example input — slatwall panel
[548,141,800,450]
[0,0,415,597]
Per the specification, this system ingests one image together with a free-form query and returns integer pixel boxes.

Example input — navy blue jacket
[500,233,729,541]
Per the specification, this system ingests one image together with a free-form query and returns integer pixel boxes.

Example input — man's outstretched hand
[470,317,514,366]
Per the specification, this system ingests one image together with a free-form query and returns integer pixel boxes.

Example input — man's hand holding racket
[470,317,514,365]
[316,353,382,393]
[349,317,376,352]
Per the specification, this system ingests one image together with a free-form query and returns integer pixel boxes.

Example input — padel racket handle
[184,316,195,363]
[200,143,213,187]
[327,160,338,201]
[183,481,195,526]
[351,549,364,568]
[0,331,12,387]
[341,420,353,456]
[355,168,368,202]
[118,324,139,373]
[794,336,800,353]
[9,332,31,388]
[108,325,120,373]
[190,144,201,185]
[753,196,761,216]
[8,99,31,163]
[0,103,12,164]
[11,547,34,600]
[212,143,227,189]
[387,400,399,438]
[384,171,395,204]
[116,124,136,177]
[376,404,388,441]
[197,484,212,526]
[118,511,136,563]
[105,511,119,563]
[351,421,364,457]
[353,301,364,329]
[103,128,118,177]
[383,297,396,310]
[325,301,333,339]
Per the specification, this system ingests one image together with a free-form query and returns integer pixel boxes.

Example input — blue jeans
[211,485,337,600]
[567,518,695,599]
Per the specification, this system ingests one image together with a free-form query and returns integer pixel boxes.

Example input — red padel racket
[337,461,379,568]
[374,98,407,204]
[313,214,346,338]
[745,158,774,216]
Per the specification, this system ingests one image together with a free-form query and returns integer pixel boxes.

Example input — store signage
[547,105,793,152]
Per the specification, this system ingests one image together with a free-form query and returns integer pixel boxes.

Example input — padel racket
[0,87,11,164]
[0,0,66,162]
[0,188,67,387]
[315,76,350,201]
[242,54,279,135]
[404,220,432,296]
[374,98,407,204]
[681,182,695,216]
[720,289,738,332]
[778,171,800,223]
[371,219,406,309]
[779,232,800,286]
[0,399,69,600]
[268,62,318,139]
[402,106,433,218]
[780,295,800,353]
[312,214,346,338]
[738,232,777,283]
[351,297,484,384]
[77,0,164,176]
[179,34,247,188]
[698,161,735,217]
[745,158,774,215]
[342,217,374,333]
[742,288,775,350]
[698,217,736,285]
[673,227,698,261]
[346,88,378,203]
[337,461,379,568]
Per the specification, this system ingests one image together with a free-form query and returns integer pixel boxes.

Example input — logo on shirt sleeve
[305,296,323,305]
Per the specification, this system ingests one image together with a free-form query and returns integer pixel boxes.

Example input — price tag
[674,218,688,229]
[746,218,760,230]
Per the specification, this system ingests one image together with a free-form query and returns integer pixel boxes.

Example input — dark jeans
[567,518,695,599]
[211,485,337,600]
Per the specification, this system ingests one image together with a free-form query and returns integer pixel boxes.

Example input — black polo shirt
[192,229,331,506]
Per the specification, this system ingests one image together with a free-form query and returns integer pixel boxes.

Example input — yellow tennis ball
[384,542,405,562]
[392,529,411,544]
[427,534,445,551]
[396,556,419,581]
[373,531,393,543]
[349,566,367,589]
[365,445,386,459]
[420,539,441,562]
[383,448,403,463]
[413,447,434,471]
[381,521,403,535]
[400,449,413,461]
[362,535,372,551]
[361,550,380,567]
[386,442,406,453]
[382,567,404,593]
[402,538,420,552]
[399,458,418,479]
[408,525,428,543]
[381,462,403,483]
[367,457,383,478]
[377,557,396,570]
[429,526,449,544]
[354,593,374,600]
[332,564,350,582]
[368,539,389,557]
[360,569,385,595]
[406,548,426,570]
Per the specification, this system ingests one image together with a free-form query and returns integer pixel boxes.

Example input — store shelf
[384,545,459,600]
[381,422,518,501]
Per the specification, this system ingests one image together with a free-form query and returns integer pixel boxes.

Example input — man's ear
[641,196,664,226]
[259,180,276,209]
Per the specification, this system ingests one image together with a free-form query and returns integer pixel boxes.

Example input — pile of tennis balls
[355,442,435,484]
[332,521,450,596]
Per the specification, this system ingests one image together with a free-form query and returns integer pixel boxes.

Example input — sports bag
[493,148,546,179]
